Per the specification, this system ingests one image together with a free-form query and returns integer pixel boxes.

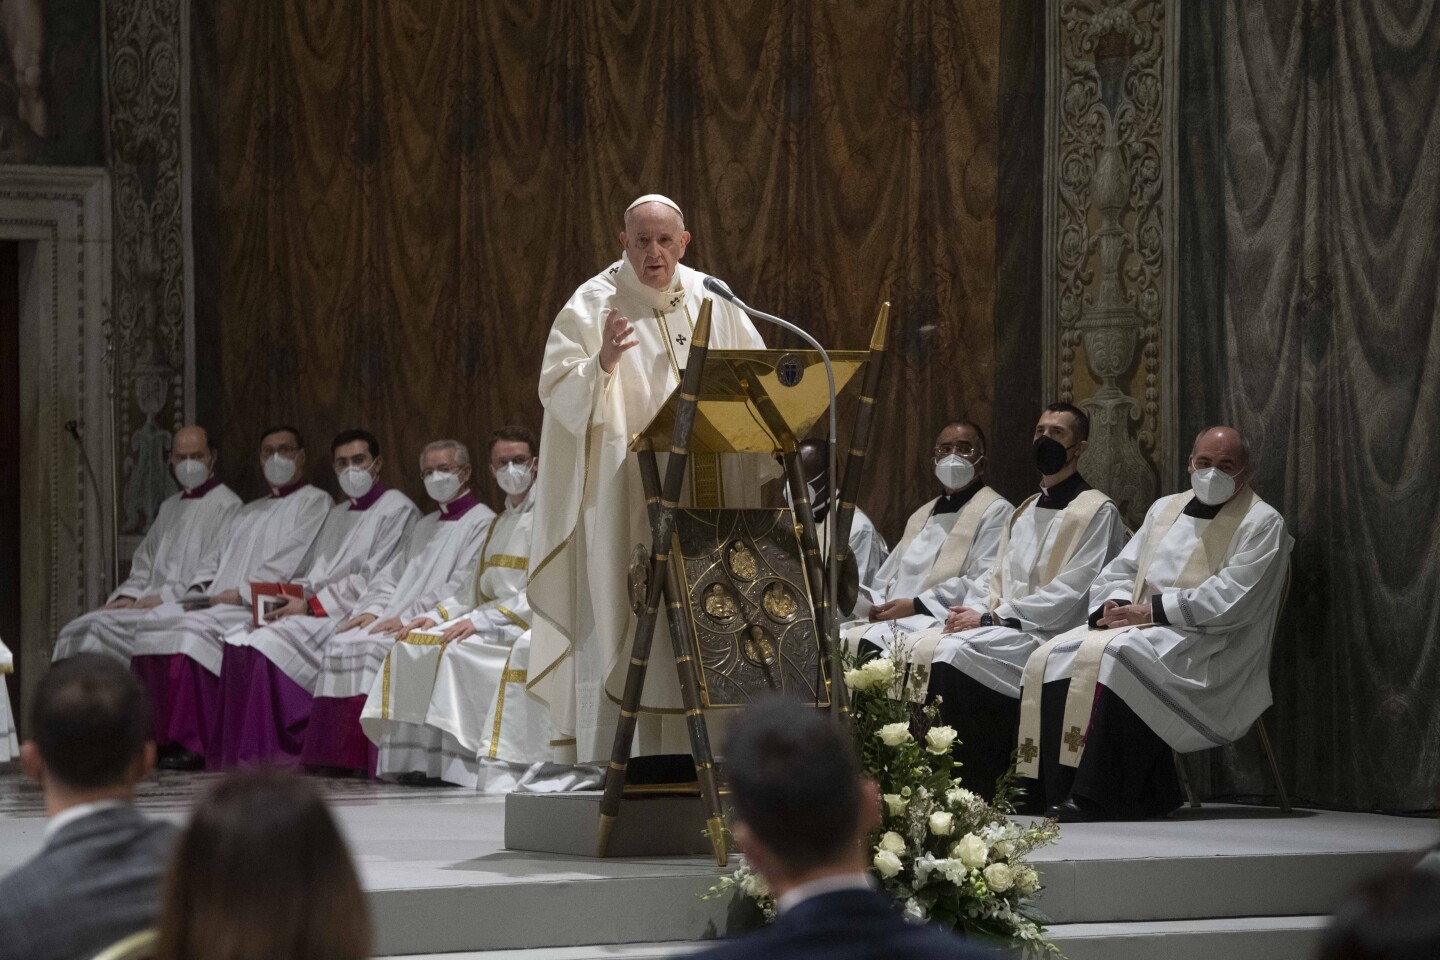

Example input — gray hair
[419,439,470,469]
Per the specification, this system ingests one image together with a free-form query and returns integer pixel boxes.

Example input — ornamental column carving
[1043,0,1177,528]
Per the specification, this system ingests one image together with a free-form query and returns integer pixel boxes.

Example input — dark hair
[726,697,863,872]
[1043,402,1090,442]
[155,770,371,960]
[31,655,150,790]
[941,419,988,456]
[489,425,538,459]
[331,428,380,458]
[260,425,304,449]
[1315,868,1440,960]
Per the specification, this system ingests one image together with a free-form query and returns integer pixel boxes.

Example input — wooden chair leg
[1172,750,1199,809]
[1254,715,1292,814]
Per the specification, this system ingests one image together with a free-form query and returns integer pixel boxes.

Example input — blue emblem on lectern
[777,354,804,388]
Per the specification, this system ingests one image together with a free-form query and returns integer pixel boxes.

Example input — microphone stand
[702,277,843,718]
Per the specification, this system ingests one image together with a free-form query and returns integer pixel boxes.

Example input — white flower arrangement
[708,646,1062,956]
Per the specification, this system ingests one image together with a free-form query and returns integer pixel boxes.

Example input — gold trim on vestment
[485,554,529,572]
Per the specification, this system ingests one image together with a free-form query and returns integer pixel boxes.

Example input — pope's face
[620,202,690,290]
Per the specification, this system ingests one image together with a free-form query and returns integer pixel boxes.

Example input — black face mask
[1034,436,1073,476]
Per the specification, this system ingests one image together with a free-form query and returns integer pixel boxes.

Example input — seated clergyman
[301,439,496,776]
[1015,426,1292,822]
[360,426,544,788]
[129,425,332,771]
[794,438,889,601]
[843,420,1013,648]
[208,428,419,769]
[54,426,241,665]
[868,403,1126,799]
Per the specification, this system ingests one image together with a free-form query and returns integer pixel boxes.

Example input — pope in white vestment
[0,637,15,762]
[54,427,241,664]
[130,427,332,766]
[1017,427,1292,821]
[363,455,538,786]
[303,439,495,773]
[526,195,777,764]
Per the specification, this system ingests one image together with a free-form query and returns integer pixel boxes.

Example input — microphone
[701,275,843,715]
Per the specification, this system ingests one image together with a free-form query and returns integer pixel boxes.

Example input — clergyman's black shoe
[1045,797,1111,823]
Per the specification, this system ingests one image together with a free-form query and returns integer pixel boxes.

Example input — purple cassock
[300,490,486,775]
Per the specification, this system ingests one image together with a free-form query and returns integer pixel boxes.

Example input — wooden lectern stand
[595,299,892,865]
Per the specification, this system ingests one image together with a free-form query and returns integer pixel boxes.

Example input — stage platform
[0,765,1433,959]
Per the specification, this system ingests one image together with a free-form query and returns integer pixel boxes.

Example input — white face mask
[934,454,976,491]
[423,469,463,504]
[174,458,209,491]
[263,453,297,487]
[1190,466,1238,506]
[495,461,533,497]
[338,465,376,500]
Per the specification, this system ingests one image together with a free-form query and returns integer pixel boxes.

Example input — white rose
[740,871,770,898]
[953,833,988,870]
[843,667,871,692]
[924,725,958,755]
[873,849,903,879]
[861,656,896,688]
[883,793,909,816]
[946,786,979,807]
[984,863,1014,892]
[903,897,928,921]
[992,840,1014,859]
[878,722,912,747]
[1013,865,1040,894]
[877,830,907,856]
[928,811,955,836]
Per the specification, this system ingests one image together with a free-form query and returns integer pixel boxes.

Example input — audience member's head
[21,654,154,807]
[726,698,878,894]
[1314,868,1440,960]
[156,769,371,960]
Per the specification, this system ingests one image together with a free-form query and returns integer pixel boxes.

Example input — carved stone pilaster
[105,0,192,537]
[1043,0,1177,528]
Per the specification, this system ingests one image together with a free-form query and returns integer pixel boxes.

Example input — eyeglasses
[934,443,980,459]
[261,444,299,457]
[494,454,533,468]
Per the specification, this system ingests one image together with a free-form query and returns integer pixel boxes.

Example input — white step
[1047,915,1330,960]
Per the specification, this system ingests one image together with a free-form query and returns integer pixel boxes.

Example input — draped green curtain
[1180,0,1440,811]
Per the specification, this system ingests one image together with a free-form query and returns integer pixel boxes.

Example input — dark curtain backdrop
[1181,0,1440,811]
[191,1,1038,540]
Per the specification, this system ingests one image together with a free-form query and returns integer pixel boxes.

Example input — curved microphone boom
[702,275,842,717]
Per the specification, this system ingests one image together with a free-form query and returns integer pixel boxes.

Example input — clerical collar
[933,482,985,516]
[1037,472,1089,510]
[269,479,307,499]
[506,483,537,514]
[181,475,221,500]
[612,254,689,312]
[1183,494,1226,519]
[348,483,387,512]
[439,489,479,521]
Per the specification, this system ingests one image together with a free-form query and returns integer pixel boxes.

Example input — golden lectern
[596,298,892,864]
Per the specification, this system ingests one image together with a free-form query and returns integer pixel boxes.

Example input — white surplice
[230,487,418,690]
[312,493,496,702]
[820,506,890,594]
[130,484,332,675]
[926,491,1125,696]
[527,253,778,763]
[362,486,536,779]
[53,481,242,663]
[1037,490,1292,752]
[848,487,1014,647]
[0,638,14,761]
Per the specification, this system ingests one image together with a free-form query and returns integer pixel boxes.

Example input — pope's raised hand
[599,308,638,373]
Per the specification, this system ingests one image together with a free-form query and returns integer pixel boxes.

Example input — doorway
[0,240,17,725]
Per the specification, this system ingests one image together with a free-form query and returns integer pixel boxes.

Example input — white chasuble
[230,487,418,690]
[361,487,536,766]
[53,480,242,663]
[313,495,495,701]
[1017,489,1292,772]
[925,490,1125,697]
[0,638,14,761]
[527,254,778,763]
[130,484,332,674]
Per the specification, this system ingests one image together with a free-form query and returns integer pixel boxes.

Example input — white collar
[505,483,537,515]
[775,872,875,915]
[45,799,127,843]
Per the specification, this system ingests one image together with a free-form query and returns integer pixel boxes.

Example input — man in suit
[0,655,178,960]
[693,699,992,960]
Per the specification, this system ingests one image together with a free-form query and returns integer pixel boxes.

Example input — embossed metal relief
[107,0,189,534]
[1046,0,1176,528]
[673,510,827,709]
